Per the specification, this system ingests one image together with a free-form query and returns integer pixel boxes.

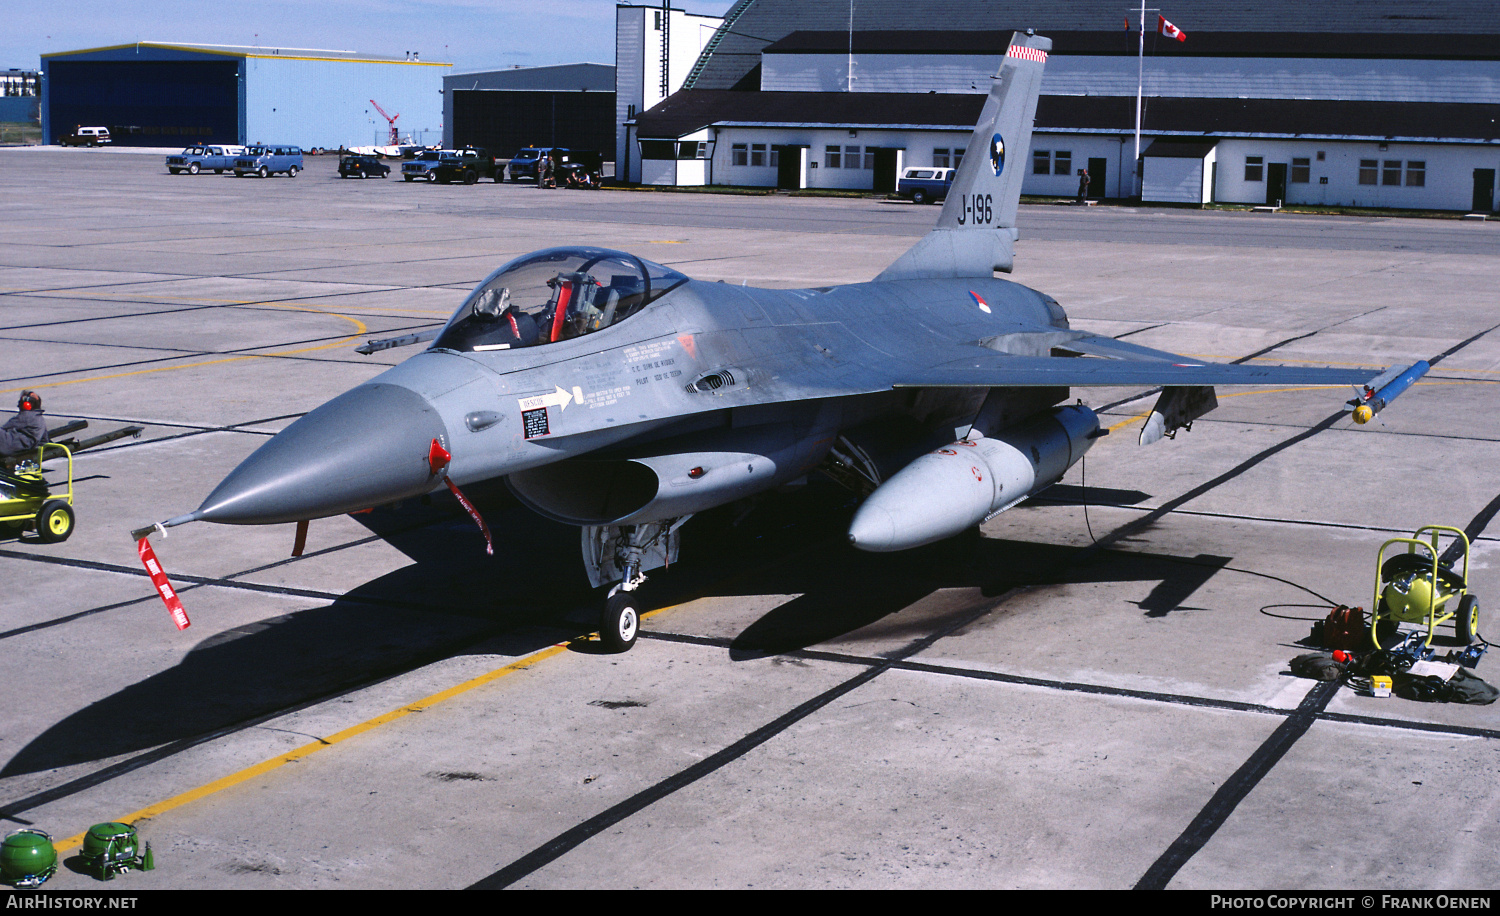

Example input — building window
[731,143,748,167]
[845,145,862,168]
[1359,159,1378,185]
[1033,151,1050,175]
[1245,156,1264,182]
[1406,161,1425,187]
[678,141,705,160]
[934,147,950,168]
[825,145,842,168]
[1052,151,1071,176]
[1382,160,1402,185]
[863,148,876,170]
[769,147,779,167]
[751,143,767,167]
[1291,158,1310,183]
[640,140,675,160]
[953,149,964,169]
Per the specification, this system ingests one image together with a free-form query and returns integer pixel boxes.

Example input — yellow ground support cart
[1370,525,1479,649]
[0,443,76,543]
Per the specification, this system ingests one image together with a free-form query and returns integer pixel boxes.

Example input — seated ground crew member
[0,391,46,458]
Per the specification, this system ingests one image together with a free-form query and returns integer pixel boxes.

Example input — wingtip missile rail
[1349,360,1430,424]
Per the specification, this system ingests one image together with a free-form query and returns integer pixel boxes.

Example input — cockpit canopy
[432,247,688,353]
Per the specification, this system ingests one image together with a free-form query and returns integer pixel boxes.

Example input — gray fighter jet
[141,32,1419,650]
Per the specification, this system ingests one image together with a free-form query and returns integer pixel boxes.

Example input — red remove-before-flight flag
[1158,15,1187,42]
[138,537,190,630]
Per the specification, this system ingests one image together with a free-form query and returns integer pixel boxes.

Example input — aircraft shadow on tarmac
[1,482,1232,778]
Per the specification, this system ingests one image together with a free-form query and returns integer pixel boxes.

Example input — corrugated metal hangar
[625,0,1500,212]
[41,42,447,149]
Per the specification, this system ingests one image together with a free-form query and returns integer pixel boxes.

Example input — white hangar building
[622,0,1500,212]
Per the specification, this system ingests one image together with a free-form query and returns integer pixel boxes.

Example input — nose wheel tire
[600,590,640,652]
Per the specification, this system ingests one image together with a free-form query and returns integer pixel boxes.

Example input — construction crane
[370,99,400,146]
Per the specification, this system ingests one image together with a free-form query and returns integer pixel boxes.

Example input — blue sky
[10,1,729,72]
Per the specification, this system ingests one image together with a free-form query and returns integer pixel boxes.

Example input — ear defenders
[18,391,39,411]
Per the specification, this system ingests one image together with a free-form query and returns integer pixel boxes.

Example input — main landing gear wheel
[600,590,640,653]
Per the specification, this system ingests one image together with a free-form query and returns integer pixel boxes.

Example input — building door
[1473,170,1495,212]
[774,145,805,190]
[873,148,903,193]
[1087,157,1106,199]
[1267,163,1287,206]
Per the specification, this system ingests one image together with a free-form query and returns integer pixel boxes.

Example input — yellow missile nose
[1353,404,1373,424]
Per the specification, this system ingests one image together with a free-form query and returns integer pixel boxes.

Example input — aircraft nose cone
[196,383,449,524]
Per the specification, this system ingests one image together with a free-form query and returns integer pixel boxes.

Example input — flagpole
[1134,0,1145,198]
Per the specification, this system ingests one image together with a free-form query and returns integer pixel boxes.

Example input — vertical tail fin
[875,31,1050,281]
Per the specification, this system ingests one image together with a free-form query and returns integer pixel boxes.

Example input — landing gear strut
[582,518,689,652]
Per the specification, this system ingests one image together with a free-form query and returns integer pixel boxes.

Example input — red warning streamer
[137,537,191,630]
[445,477,494,556]
[428,438,493,556]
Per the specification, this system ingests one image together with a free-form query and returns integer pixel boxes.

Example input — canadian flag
[1158,15,1187,42]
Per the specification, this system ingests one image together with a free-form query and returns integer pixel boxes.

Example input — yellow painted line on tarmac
[53,641,575,853]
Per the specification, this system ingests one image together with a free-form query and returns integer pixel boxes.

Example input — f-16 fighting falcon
[136,31,1424,650]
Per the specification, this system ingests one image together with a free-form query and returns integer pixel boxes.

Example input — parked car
[507,147,559,182]
[58,126,111,147]
[233,145,304,178]
[166,145,245,175]
[402,148,499,184]
[338,154,390,179]
[896,167,956,204]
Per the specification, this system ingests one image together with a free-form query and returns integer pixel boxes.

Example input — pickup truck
[508,147,574,182]
[401,148,500,184]
[895,167,956,204]
[166,145,245,175]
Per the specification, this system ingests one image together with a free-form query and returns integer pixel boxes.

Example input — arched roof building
[623,1,1500,211]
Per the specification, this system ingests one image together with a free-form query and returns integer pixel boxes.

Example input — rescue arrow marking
[518,386,575,413]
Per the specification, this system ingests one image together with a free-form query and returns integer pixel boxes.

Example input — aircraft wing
[891,341,1375,389]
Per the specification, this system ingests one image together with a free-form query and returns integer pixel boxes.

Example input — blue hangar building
[41,42,448,148]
